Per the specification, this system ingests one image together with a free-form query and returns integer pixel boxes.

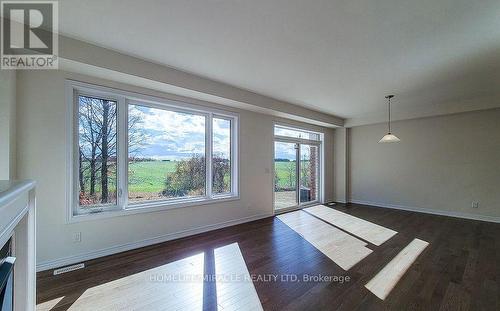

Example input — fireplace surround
[0,181,36,311]
[0,239,14,311]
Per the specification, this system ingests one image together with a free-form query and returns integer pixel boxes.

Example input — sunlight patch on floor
[214,243,263,311]
[37,243,265,311]
[277,210,372,270]
[65,252,205,310]
[36,296,64,311]
[304,205,397,246]
[365,238,429,300]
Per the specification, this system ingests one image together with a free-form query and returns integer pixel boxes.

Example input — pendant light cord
[388,97,391,134]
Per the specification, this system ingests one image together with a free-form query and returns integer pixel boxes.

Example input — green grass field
[128,161,178,194]
[128,160,301,193]
[274,161,296,189]
[82,160,303,197]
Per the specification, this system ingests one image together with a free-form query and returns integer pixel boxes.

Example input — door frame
[273,136,322,214]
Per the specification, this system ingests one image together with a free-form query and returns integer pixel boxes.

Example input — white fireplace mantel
[0,180,36,311]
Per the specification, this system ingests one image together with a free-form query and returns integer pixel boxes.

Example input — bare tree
[78,97,117,204]
[79,147,85,194]
[286,161,296,189]
[100,100,110,203]
[128,111,147,159]
[301,155,310,188]
[79,97,103,196]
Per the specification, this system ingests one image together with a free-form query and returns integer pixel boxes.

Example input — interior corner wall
[348,108,500,219]
[333,128,348,203]
[0,70,16,180]
[323,127,336,203]
[15,69,335,268]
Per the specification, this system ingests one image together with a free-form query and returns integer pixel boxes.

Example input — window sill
[68,195,240,223]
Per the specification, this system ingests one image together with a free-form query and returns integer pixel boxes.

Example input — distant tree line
[128,157,159,162]
[275,158,294,162]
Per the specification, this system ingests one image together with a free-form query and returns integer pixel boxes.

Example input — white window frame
[66,80,239,223]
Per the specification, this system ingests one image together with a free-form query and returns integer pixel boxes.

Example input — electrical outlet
[471,201,479,209]
[73,232,82,243]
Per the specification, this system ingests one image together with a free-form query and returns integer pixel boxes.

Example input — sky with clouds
[129,105,231,160]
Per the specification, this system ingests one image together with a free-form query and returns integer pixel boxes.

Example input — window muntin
[77,95,118,208]
[212,117,231,194]
[70,82,239,217]
[274,125,320,141]
[128,104,206,203]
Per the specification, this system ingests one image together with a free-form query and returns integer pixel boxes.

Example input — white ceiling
[58,0,500,122]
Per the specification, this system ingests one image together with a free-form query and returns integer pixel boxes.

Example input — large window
[127,104,207,203]
[212,117,231,194]
[78,96,118,207]
[69,82,238,218]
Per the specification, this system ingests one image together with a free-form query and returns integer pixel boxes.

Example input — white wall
[0,70,16,179]
[349,108,500,219]
[16,70,334,268]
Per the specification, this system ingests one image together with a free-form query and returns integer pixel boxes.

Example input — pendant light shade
[379,133,401,143]
[379,95,400,143]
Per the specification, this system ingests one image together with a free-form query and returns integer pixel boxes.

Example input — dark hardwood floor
[37,203,500,310]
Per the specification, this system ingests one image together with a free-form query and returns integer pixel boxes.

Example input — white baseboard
[350,199,500,224]
[36,212,273,272]
[334,200,348,204]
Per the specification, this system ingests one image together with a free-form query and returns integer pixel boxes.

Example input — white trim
[274,123,322,141]
[350,199,500,224]
[274,135,321,145]
[333,199,348,204]
[231,116,240,196]
[36,212,273,272]
[65,82,75,223]
[319,132,325,204]
[271,133,276,211]
[118,96,128,208]
[273,201,320,215]
[0,181,36,311]
[69,195,241,223]
[0,180,35,209]
[0,201,30,250]
[206,113,213,198]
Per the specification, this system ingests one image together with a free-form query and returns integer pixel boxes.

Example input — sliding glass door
[274,142,298,210]
[274,135,321,212]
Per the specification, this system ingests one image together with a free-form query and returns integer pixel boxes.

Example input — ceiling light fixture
[379,95,400,143]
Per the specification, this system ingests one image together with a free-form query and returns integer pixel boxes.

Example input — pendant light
[379,95,400,143]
